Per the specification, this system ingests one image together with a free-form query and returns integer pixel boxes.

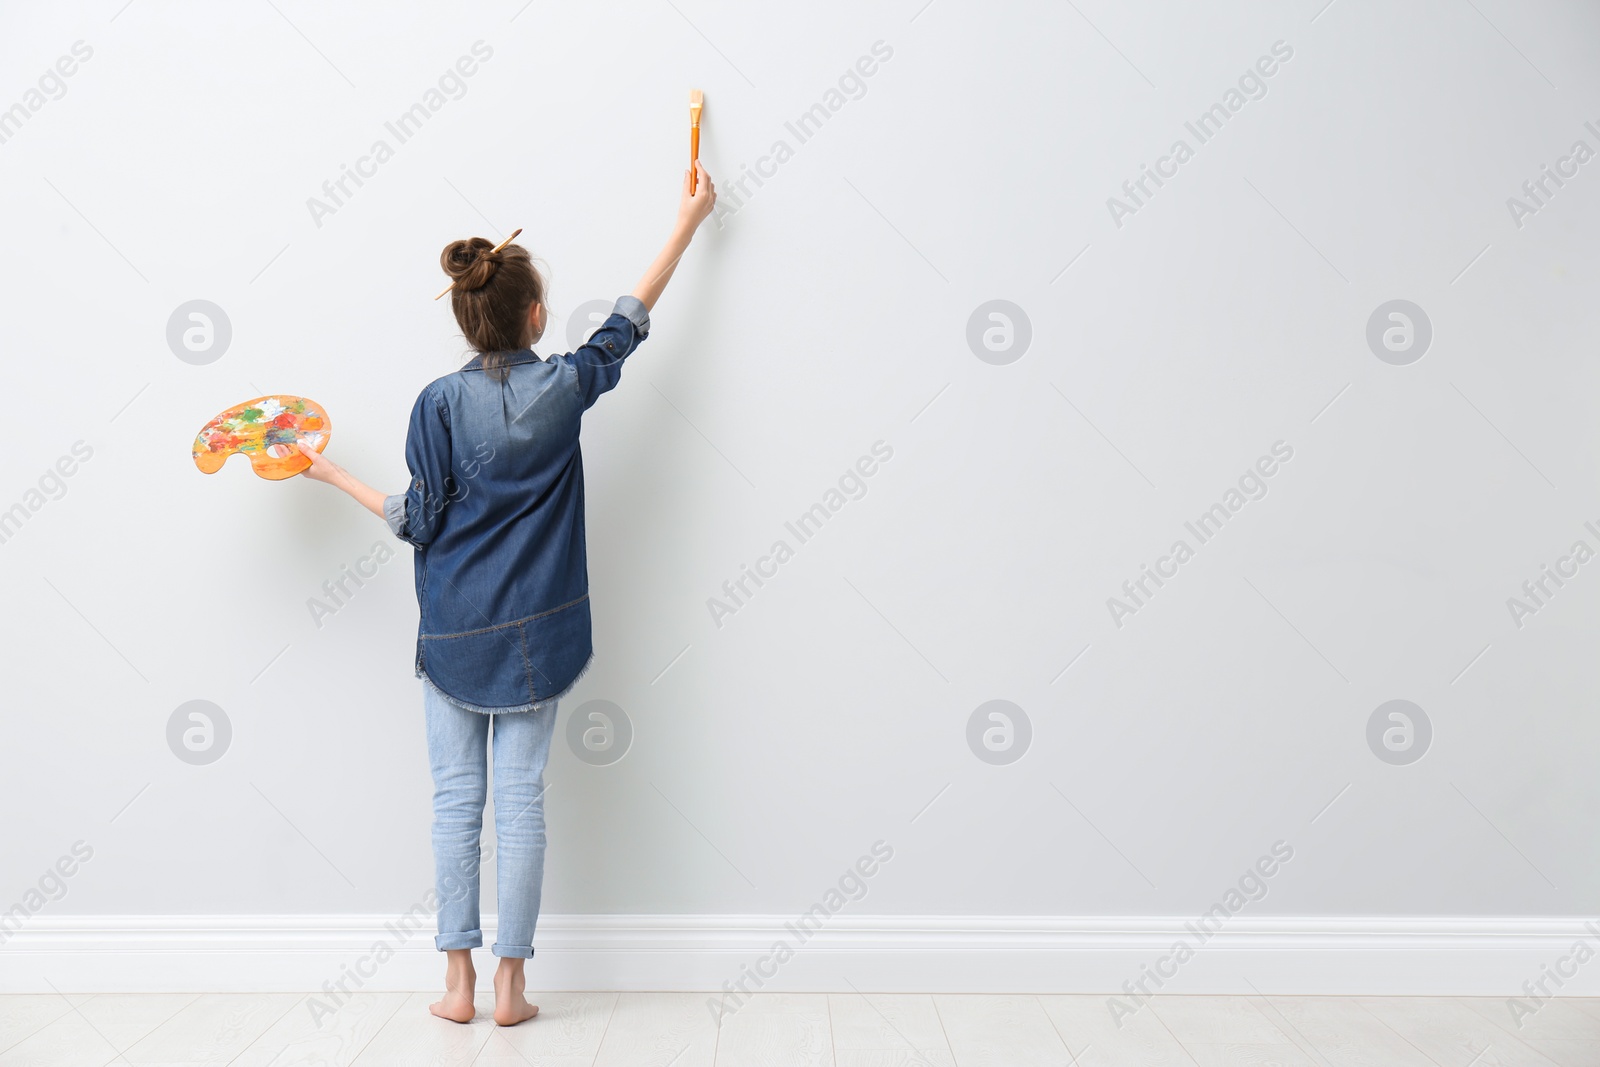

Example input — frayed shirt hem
[417,653,591,714]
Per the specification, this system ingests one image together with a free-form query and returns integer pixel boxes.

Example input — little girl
[296,162,716,1025]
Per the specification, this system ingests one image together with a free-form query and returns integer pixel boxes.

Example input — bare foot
[493,959,540,1026]
[429,950,477,1023]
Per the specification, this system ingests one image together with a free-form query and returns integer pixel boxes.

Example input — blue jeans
[424,682,557,958]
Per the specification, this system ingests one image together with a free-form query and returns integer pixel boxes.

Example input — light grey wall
[3,0,1597,924]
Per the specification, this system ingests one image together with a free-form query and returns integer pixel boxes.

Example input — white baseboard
[3,914,1596,995]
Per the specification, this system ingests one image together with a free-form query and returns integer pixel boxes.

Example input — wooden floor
[2,991,1598,1066]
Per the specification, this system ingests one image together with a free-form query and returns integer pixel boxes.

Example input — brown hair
[440,237,546,376]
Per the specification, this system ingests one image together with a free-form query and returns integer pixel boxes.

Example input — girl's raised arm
[632,161,716,312]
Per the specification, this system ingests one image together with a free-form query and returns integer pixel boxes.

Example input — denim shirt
[384,296,650,712]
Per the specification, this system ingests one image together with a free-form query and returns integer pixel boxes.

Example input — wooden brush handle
[690,125,700,192]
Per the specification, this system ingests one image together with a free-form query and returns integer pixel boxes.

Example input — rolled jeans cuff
[492,942,534,959]
[435,930,483,951]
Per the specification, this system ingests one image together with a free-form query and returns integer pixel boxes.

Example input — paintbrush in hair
[434,228,523,300]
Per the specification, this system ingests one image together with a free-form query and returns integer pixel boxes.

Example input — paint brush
[434,227,524,300]
[689,88,703,193]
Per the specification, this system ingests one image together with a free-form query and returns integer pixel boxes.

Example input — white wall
[4,0,1600,991]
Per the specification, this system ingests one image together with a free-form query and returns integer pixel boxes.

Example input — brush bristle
[689,88,704,110]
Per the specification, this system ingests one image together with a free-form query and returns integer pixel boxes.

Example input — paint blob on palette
[192,395,331,480]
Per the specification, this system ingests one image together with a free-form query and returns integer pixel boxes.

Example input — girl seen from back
[296,161,717,1025]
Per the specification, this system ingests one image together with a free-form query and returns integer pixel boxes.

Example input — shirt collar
[461,348,544,372]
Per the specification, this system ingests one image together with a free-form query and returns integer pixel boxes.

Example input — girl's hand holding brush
[634,162,716,311]
[679,161,716,231]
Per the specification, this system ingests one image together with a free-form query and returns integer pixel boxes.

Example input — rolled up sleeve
[562,295,651,410]
[388,386,454,548]
[382,492,409,539]
[614,295,650,333]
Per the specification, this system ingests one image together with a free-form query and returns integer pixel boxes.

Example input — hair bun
[441,237,499,293]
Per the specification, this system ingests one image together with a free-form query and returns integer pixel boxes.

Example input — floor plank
[0,1012,123,1067]
[120,993,302,1065]
[712,993,831,1067]
[1149,995,1317,1067]
[231,991,407,1067]
[71,994,201,1055]
[1459,994,1600,1041]
[1522,1040,1600,1067]
[1565,998,1600,1023]
[1037,993,1198,1067]
[1260,996,1435,1067]
[0,993,197,1067]
[829,993,949,1052]
[934,995,1070,1067]
[833,1053,955,1067]
[592,992,719,1067]
[346,991,495,1067]
[0,997,76,1056]
[472,1034,599,1067]
[473,990,617,1065]
[1455,995,1600,1067]
[1356,996,1560,1067]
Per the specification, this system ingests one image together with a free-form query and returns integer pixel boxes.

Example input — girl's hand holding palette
[192,395,332,480]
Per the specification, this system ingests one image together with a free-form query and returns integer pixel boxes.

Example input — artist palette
[192,395,331,480]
